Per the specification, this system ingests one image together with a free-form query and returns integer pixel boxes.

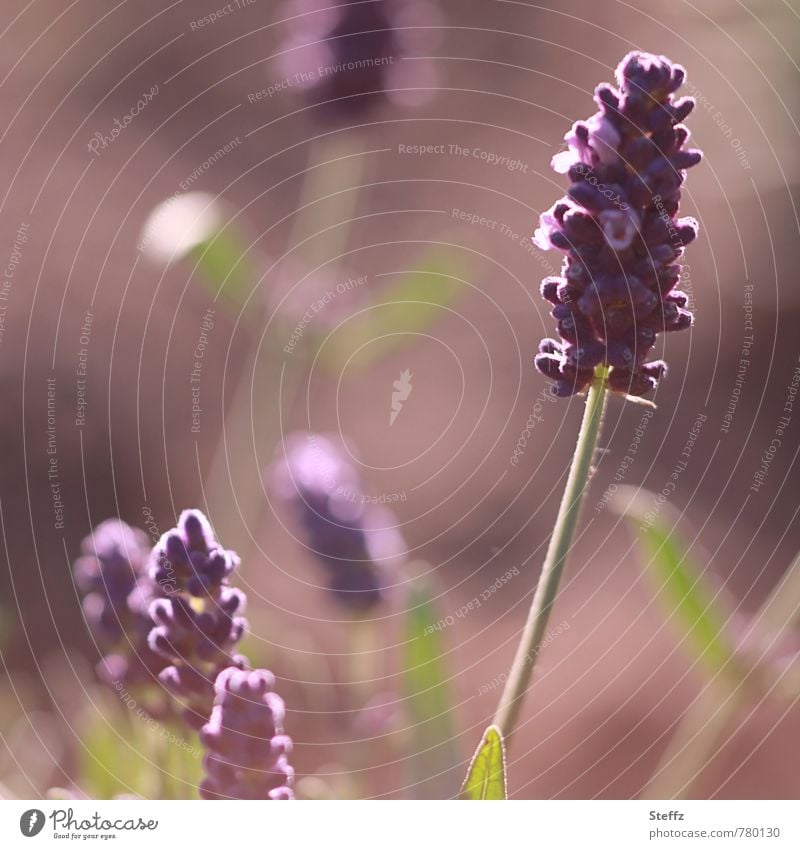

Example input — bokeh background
[1,0,799,799]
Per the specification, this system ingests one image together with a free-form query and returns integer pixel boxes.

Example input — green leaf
[320,246,467,371]
[612,487,740,681]
[460,725,507,800]
[402,575,461,799]
[141,194,255,315]
[189,227,253,312]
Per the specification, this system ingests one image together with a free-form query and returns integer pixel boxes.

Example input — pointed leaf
[459,725,507,800]
[612,487,741,682]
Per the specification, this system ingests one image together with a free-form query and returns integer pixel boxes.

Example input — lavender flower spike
[148,510,248,729]
[74,519,150,643]
[73,519,166,687]
[534,52,702,397]
[200,667,294,800]
[278,0,441,116]
[271,432,406,611]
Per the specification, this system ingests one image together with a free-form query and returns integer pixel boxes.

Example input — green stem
[202,135,366,546]
[492,367,609,740]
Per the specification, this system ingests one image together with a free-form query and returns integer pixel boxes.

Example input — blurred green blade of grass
[321,246,466,372]
[403,579,462,799]
[79,689,152,799]
[79,688,202,799]
[459,725,507,800]
[189,228,253,313]
[612,487,741,683]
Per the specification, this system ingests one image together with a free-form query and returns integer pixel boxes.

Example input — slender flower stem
[493,366,609,740]
[203,135,365,546]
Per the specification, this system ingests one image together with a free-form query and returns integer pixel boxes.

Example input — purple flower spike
[74,520,150,642]
[533,52,702,397]
[148,510,249,728]
[77,511,299,790]
[278,0,441,118]
[272,433,406,612]
[73,520,167,688]
[200,667,294,800]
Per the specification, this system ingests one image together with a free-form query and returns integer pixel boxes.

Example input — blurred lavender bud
[533,52,702,397]
[200,667,294,800]
[271,432,406,612]
[278,0,442,118]
[74,520,149,642]
[73,520,167,688]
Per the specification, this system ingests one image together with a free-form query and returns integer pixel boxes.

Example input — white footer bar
[1,799,797,848]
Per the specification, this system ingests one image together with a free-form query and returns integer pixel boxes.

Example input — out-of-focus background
[1,0,799,800]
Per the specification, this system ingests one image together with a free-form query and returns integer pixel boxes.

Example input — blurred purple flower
[73,520,167,688]
[74,520,149,642]
[200,667,294,800]
[278,0,441,118]
[147,510,248,729]
[271,432,406,611]
[534,51,702,397]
